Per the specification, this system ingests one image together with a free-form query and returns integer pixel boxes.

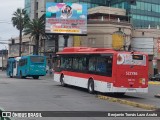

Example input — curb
[149,81,160,85]
[96,95,157,110]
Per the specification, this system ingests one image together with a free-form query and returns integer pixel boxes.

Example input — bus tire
[60,75,66,87]
[114,92,125,96]
[9,72,13,78]
[33,76,39,79]
[88,79,94,94]
[20,71,23,79]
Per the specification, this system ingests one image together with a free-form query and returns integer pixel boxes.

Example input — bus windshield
[30,56,44,63]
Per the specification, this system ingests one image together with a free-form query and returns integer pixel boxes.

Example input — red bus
[54,47,148,94]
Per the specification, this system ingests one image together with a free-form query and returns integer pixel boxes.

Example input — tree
[11,8,29,56]
[23,14,46,55]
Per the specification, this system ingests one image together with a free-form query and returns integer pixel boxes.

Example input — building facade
[81,6,131,51]
[61,0,108,9]
[132,28,160,75]
[111,0,160,28]
[22,0,160,74]
[0,50,8,70]
[8,35,34,57]
[25,0,31,18]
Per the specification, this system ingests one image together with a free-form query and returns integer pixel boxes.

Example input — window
[58,54,112,76]
[19,59,27,66]
[96,57,107,73]
[89,57,96,71]
[78,57,87,71]
[30,56,44,63]
[148,3,152,11]
[61,57,72,69]
[73,58,79,69]
[88,56,112,76]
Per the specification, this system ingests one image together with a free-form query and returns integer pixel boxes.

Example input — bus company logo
[126,72,138,76]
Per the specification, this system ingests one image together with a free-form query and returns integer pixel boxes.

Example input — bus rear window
[30,56,44,63]
[132,55,143,60]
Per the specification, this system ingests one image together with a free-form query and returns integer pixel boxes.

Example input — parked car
[150,74,160,81]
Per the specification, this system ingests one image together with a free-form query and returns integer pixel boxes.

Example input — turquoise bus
[7,55,46,79]
[17,55,47,79]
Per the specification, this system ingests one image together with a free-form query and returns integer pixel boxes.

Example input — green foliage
[23,14,46,38]
[11,8,29,31]
[23,14,46,55]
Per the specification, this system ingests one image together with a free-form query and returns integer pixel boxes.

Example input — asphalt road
[0,71,159,120]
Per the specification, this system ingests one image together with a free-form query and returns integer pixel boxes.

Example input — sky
[0,0,24,50]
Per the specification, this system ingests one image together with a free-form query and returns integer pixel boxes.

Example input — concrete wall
[81,21,132,51]
[133,29,160,75]
[8,35,33,57]
[88,6,126,16]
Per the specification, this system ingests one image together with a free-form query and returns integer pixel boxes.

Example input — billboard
[45,2,87,35]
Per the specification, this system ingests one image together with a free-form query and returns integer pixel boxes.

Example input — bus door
[13,57,21,77]
[10,60,15,77]
[13,62,17,77]
[115,53,148,89]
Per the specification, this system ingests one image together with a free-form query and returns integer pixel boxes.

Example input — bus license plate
[127,88,136,92]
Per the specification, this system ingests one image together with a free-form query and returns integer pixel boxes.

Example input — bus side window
[89,57,96,71]
[96,58,106,73]
[79,57,87,71]
[106,57,112,76]
[60,58,65,68]
[66,58,72,69]
[61,57,72,69]
[73,58,79,70]
[19,59,26,66]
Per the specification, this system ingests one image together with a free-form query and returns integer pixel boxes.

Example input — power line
[0,40,10,41]
[0,21,12,24]
[0,42,8,44]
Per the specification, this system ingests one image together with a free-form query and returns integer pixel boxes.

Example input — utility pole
[63,35,69,47]
[2,50,3,71]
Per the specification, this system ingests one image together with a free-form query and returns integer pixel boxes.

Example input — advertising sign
[45,2,87,35]
[117,54,146,66]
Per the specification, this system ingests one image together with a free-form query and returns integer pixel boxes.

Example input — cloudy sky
[0,0,24,50]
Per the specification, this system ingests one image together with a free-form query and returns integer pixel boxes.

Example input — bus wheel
[114,92,125,96]
[60,75,66,87]
[88,79,94,94]
[20,71,23,79]
[33,76,39,79]
[9,72,13,78]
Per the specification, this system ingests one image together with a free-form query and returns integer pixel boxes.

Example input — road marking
[149,81,160,85]
[97,95,157,110]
